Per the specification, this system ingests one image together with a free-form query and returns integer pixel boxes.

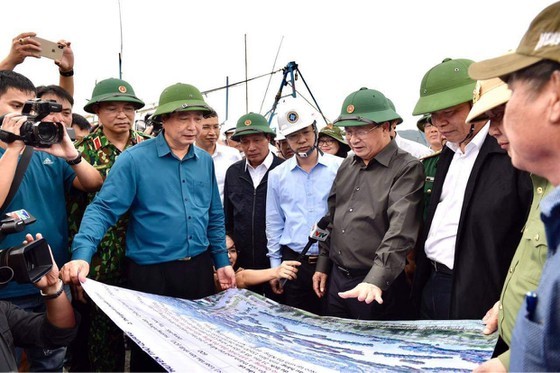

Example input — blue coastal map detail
[82,280,496,372]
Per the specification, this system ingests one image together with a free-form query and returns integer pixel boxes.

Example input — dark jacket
[412,135,532,319]
[223,154,284,270]
[0,301,78,371]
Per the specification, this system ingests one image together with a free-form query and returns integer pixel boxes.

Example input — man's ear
[549,70,560,124]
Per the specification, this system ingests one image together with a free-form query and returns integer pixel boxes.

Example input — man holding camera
[0,233,78,372]
[0,69,102,371]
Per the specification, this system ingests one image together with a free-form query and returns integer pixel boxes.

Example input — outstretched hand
[338,282,383,304]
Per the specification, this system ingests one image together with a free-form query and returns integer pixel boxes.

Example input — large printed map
[82,279,496,372]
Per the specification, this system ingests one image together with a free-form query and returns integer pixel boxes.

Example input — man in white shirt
[410,58,532,320]
[195,110,241,203]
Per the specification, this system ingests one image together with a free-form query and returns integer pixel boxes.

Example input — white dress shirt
[211,143,242,204]
[424,123,490,269]
[394,133,433,159]
[245,151,274,188]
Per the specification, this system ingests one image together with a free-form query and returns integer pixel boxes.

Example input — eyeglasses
[344,125,379,139]
[486,107,505,123]
[318,138,335,145]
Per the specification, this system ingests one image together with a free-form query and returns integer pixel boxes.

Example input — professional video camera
[0,99,65,147]
[0,210,53,286]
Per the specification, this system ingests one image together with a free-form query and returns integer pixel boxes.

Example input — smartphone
[4,209,37,225]
[66,127,76,141]
[31,36,64,61]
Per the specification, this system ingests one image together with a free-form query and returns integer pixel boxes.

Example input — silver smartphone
[31,37,64,60]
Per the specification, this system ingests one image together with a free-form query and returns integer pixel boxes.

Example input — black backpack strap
[0,146,33,214]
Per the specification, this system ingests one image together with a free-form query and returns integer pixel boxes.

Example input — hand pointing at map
[338,282,384,305]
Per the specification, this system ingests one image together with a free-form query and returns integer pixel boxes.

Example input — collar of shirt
[244,150,273,172]
[286,150,331,172]
[351,138,397,168]
[156,132,198,160]
[89,125,144,150]
[446,122,490,155]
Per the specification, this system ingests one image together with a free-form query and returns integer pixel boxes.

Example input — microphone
[279,215,330,287]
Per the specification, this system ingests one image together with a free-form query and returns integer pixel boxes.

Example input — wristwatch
[40,279,65,300]
[66,153,82,166]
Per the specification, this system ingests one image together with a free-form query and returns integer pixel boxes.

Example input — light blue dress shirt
[72,134,228,268]
[266,152,342,268]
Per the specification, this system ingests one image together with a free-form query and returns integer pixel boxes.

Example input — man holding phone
[0,32,75,96]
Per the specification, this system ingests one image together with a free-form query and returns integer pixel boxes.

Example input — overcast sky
[2,0,555,131]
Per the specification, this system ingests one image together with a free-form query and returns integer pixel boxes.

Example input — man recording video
[0,70,102,371]
[0,233,78,372]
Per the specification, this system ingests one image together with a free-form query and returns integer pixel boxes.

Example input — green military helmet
[412,58,476,115]
[333,87,400,127]
[231,112,276,141]
[386,98,403,125]
[416,113,432,131]
[84,78,145,114]
[152,83,212,119]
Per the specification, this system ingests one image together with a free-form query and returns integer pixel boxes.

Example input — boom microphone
[279,215,330,287]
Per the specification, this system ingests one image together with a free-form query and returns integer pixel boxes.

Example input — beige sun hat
[465,78,512,124]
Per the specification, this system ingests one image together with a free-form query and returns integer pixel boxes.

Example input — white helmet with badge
[277,97,317,137]
[276,97,318,157]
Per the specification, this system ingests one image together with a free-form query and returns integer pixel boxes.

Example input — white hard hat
[277,97,317,137]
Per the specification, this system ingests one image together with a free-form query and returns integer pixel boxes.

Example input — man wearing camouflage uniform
[67,78,148,372]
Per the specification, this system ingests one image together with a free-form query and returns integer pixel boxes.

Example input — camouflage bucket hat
[412,58,476,115]
[333,87,399,127]
[83,78,145,114]
[319,124,351,153]
[319,124,347,144]
[231,112,276,141]
[152,83,212,118]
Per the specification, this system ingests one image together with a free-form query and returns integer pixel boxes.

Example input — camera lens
[0,249,15,285]
[36,122,60,143]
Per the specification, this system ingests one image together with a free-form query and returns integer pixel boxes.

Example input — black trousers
[420,266,453,320]
[126,251,215,372]
[325,264,412,320]
[281,246,325,315]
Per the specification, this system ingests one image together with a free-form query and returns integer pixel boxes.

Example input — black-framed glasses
[318,138,336,145]
[344,125,379,139]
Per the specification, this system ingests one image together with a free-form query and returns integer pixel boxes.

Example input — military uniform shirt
[67,126,151,283]
[420,151,441,221]
[497,175,552,369]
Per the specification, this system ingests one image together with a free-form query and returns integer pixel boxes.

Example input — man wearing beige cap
[469,2,560,371]
[465,78,551,373]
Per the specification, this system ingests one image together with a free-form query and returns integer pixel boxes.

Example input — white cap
[277,97,317,137]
